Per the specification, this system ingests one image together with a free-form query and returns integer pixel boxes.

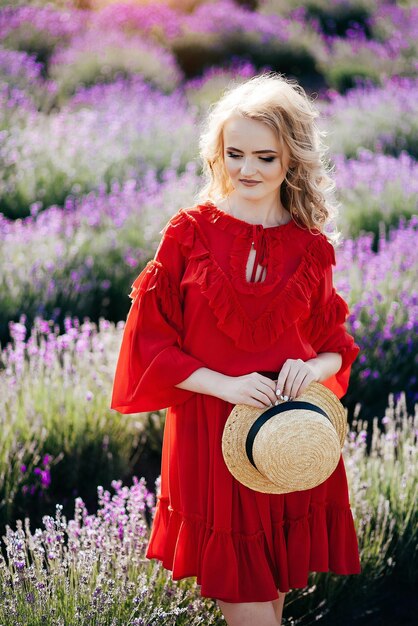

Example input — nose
[240,158,257,176]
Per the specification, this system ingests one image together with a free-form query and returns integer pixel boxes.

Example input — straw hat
[221,381,348,494]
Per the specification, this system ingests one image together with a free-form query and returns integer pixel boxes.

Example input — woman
[111,73,361,626]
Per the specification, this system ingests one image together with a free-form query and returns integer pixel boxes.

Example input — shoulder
[290,224,336,268]
[159,204,212,244]
[160,205,202,232]
[156,205,210,260]
[159,206,196,240]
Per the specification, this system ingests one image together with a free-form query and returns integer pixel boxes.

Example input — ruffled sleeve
[110,215,207,413]
[304,264,360,399]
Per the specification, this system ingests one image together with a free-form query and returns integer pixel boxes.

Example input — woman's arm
[175,353,342,396]
[175,367,227,395]
[176,353,341,393]
[175,368,280,409]
[306,352,343,381]
[174,356,342,408]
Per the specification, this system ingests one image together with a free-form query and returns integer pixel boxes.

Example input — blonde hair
[195,72,340,242]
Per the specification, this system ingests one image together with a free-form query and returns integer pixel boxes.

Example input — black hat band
[245,401,331,470]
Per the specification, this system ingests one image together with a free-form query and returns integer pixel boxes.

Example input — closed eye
[227,153,276,163]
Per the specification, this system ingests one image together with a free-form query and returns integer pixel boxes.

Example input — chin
[235,186,263,195]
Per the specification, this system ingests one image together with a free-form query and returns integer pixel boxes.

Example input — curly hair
[195,71,340,243]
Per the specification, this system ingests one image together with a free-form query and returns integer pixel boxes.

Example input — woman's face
[222,114,290,204]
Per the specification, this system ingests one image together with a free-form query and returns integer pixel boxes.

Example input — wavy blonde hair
[195,72,340,242]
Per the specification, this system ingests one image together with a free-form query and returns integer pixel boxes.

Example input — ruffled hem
[146,496,361,603]
[162,208,336,352]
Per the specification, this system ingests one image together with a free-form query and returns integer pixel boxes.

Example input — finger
[259,379,279,406]
[251,386,275,408]
[247,375,278,407]
[247,397,271,409]
[297,374,316,397]
[256,373,278,391]
[289,368,310,399]
[282,360,301,399]
[248,374,275,402]
[276,361,292,399]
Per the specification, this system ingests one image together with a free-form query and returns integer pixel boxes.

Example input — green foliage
[317,39,410,93]
[323,61,381,93]
[320,88,418,159]
[0,394,416,624]
[261,0,377,34]
[303,0,373,36]
[0,93,198,219]
[0,169,200,345]
[1,17,72,69]
[0,318,146,533]
[338,186,418,241]
[0,483,224,625]
[171,28,323,85]
[50,37,182,100]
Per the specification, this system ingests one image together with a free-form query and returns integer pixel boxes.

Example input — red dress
[110,201,362,603]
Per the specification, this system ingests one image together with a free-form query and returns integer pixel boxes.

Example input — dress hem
[145,552,362,603]
[145,495,362,603]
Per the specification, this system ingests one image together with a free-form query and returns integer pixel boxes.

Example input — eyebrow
[226,146,278,154]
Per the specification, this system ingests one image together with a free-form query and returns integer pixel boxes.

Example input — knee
[217,599,279,626]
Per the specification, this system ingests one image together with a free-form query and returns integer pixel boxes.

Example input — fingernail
[276,389,281,396]
[275,400,279,406]
[283,395,289,401]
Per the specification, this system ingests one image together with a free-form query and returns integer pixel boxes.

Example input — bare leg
[217,599,281,626]
[272,590,287,624]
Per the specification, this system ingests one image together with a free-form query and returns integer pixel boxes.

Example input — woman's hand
[218,372,279,409]
[275,358,321,401]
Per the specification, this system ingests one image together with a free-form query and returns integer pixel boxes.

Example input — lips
[240,179,260,185]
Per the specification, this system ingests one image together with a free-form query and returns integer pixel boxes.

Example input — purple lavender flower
[0,5,87,41]
[42,454,51,467]
[321,77,418,157]
[93,1,183,40]
[183,0,292,40]
[335,217,418,406]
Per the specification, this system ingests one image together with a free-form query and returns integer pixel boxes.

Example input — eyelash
[227,153,276,163]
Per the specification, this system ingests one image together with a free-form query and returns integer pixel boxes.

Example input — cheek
[224,158,240,177]
[266,162,285,182]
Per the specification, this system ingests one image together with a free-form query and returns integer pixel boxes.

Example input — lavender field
[0,1,417,624]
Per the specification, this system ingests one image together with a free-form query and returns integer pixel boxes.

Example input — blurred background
[0,1,417,624]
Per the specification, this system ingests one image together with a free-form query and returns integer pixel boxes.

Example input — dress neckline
[199,201,297,233]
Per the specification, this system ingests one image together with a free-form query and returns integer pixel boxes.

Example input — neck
[227,194,290,227]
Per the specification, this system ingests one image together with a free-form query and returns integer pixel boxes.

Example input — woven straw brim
[297,382,348,448]
[221,382,348,494]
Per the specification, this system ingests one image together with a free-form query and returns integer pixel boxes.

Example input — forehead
[223,114,279,149]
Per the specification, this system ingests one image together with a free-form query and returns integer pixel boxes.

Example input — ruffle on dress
[128,260,184,335]
[198,202,299,295]
[146,494,361,602]
[110,259,206,413]
[162,208,337,353]
[305,290,349,346]
[300,287,360,397]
